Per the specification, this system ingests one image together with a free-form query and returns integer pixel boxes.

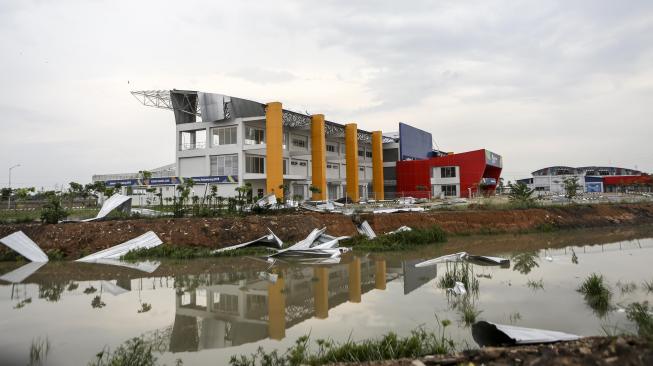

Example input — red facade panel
[395,149,502,198]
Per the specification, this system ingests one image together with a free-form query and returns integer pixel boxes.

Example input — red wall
[396,149,502,198]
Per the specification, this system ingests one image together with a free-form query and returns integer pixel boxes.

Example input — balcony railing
[179,141,207,151]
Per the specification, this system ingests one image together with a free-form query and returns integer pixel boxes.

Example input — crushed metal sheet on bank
[0,231,49,262]
[76,231,163,262]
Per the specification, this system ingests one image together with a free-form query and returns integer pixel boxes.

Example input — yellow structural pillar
[266,102,284,199]
[268,276,286,340]
[348,257,361,303]
[311,114,327,200]
[345,123,360,202]
[371,131,384,200]
[375,259,387,290]
[313,267,329,319]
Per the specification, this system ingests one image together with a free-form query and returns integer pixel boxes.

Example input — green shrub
[626,301,653,340]
[346,225,447,252]
[40,195,68,224]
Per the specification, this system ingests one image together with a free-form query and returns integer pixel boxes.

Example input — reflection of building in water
[169,256,441,352]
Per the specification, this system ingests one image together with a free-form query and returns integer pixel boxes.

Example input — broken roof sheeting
[472,321,580,346]
[357,221,377,239]
[92,259,161,273]
[415,252,510,268]
[76,231,163,262]
[0,231,49,262]
[83,194,131,222]
[0,262,47,283]
[212,228,283,253]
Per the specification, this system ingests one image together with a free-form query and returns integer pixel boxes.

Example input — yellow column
[266,102,284,199]
[345,123,360,202]
[375,259,387,290]
[311,114,327,200]
[313,267,329,319]
[348,257,361,303]
[371,131,384,200]
[268,276,286,340]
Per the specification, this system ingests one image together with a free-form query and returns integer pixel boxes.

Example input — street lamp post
[8,164,20,209]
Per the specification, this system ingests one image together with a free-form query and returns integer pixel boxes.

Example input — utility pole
[8,164,20,209]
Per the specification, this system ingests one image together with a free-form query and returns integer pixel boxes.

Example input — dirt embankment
[1,204,653,259]
[362,203,653,235]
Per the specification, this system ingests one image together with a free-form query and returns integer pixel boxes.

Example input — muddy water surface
[1,226,653,365]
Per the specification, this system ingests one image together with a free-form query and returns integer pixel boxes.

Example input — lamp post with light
[8,164,20,209]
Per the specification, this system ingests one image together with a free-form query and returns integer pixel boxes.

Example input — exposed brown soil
[330,336,653,365]
[1,203,653,259]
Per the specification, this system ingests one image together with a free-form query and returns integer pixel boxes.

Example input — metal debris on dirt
[211,228,283,254]
[0,231,49,262]
[72,194,132,222]
[357,220,377,239]
[76,231,163,262]
[472,321,581,346]
[387,226,412,235]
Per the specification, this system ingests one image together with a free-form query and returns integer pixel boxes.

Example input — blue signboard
[399,123,433,160]
[105,175,238,187]
[585,182,603,193]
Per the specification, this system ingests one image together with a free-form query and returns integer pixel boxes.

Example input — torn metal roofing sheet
[388,226,412,235]
[212,228,283,253]
[85,194,132,222]
[357,221,377,239]
[0,231,49,262]
[416,252,510,268]
[415,252,468,267]
[472,321,580,346]
[254,194,277,208]
[0,262,47,283]
[101,281,130,296]
[76,231,163,262]
[92,259,161,273]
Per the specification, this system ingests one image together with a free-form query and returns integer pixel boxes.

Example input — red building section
[603,175,653,192]
[396,149,502,198]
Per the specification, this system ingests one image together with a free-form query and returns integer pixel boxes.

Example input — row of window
[184,126,373,154]
[209,154,372,175]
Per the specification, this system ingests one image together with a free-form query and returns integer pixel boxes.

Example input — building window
[365,151,373,158]
[210,154,238,176]
[358,150,364,157]
[359,167,365,171]
[383,148,398,162]
[441,167,456,178]
[246,155,265,174]
[292,135,307,149]
[282,133,287,149]
[442,185,457,197]
[283,159,288,175]
[180,130,206,150]
[326,144,336,153]
[211,126,237,146]
[245,126,265,145]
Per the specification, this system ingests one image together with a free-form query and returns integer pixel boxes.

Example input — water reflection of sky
[0,232,652,365]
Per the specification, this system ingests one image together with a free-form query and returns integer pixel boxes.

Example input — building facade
[517,166,651,195]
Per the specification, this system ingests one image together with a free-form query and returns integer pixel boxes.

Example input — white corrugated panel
[83,194,131,222]
[0,262,47,283]
[76,231,163,262]
[0,231,49,262]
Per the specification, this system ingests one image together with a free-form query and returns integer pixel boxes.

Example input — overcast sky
[1,0,652,189]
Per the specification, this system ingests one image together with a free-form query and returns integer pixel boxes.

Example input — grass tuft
[437,261,479,295]
[577,273,612,317]
[29,337,50,366]
[346,225,447,252]
[642,279,653,293]
[90,337,157,366]
[625,301,653,340]
[526,278,544,291]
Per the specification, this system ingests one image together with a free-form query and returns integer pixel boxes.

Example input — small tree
[40,193,69,224]
[563,177,581,201]
[309,185,321,200]
[508,182,535,205]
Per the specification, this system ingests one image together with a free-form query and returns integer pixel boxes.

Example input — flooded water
[1,227,653,365]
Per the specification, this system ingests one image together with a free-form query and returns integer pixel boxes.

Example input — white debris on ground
[79,194,132,222]
[387,226,412,235]
[76,231,163,262]
[472,321,581,345]
[0,231,49,262]
[449,281,467,296]
[212,228,283,254]
[357,220,377,239]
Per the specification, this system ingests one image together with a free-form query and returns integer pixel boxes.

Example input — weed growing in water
[526,279,544,291]
[229,324,455,366]
[138,303,152,313]
[642,279,653,293]
[577,273,612,317]
[29,337,50,366]
[625,301,653,340]
[437,261,479,296]
[616,281,637,294]
[457,299,482,327]
[571,249,579,264]
[90,337,157,366]
[508,312,522,324]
